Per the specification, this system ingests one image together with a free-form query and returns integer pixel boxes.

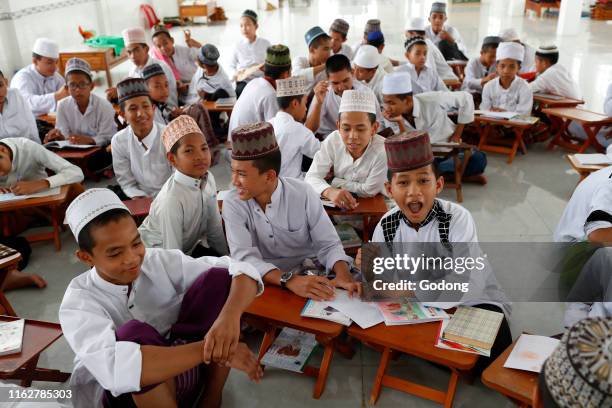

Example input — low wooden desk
[475,115,539,164]
[444,78,462,91]
[543,107,612,153]
[50,146,103,181]
[525,0,561,17]
[244,286,345,399]
[0,186,69,251]
[202,100,233,114]
[325,195,388,241]
[566,154,608,182]
[178,1,212,23]
[37,114,56,126]
[122,197,153,225]
[0,250,21,316]
[0,315,71,387]
[58,47,127,87]
[349,321,478,407]
[432,142,476,203]
[482,339,539,407]
[533,94,584,109]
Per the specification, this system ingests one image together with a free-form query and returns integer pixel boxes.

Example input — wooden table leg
[443,369,460,408]
[105,64,113,87]
[369,346,391,405]
[508,129,525,164]
[50,205,61,251]
[547,118,569,150]
[0,291,17,316]
[477,123,490,151]
[580,124,605,153]
[19,355,40,387]
[312,341,335,399]
[256,326,278,361]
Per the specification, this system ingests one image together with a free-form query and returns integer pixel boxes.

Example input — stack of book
[435,306,504,356]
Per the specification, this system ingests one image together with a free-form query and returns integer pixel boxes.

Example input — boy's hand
[68,135,95,145]
[382,109,403,124]
[286,275,335,301]
[106,87,118,101]
[55,86,69,101]
[227,342,263,382]
[324,187,358,210]
[313,80,329,104]
[197,89,208,100]
[480,73,497,86]
[44,128,64,143]
[10,180,49,195]
[439,30,454,43]
[202,310,241,365]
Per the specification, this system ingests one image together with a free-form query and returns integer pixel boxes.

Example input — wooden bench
[543,107,612,153]
[533,94,584,110]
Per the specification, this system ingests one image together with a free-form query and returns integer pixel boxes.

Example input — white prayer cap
[497,41,524,62]
[65,58,92,79]
[499,28,520,42]
[382,72,412,95]
[339,90,377,114]
[536,45,559,55]
[66,188,130,240]
[353,45,380,69]
[122,27,147,47]
[276,76,308,97]
[405,17,427,32]
[32,38,59,59]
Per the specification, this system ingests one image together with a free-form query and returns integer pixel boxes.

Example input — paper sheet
[324,289,384,329]
[44,140,94,149]
[574,153,612,166]
[503,334,559,373]
[474,110,519,120]
[0,187,61,203]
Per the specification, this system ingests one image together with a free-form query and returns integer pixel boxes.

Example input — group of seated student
[1,3,611,407]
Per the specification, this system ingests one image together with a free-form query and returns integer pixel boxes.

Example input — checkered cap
[231,122,279,160]
[384,131,434,173]
[162,115,205,152]
[339,90,377,114]
[276,76,308,97]
[122,27,147,46]
[365,19,381,34]
[142,63,166,81]
[117,78,150,104]
[65,188,130,240]
[65,58,92,79]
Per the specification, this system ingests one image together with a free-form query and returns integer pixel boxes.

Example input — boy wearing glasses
[45,58,117,146]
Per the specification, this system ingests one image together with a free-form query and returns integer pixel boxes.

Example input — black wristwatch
[280,271,294,290]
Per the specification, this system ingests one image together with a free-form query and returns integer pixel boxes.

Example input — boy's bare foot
[227,342,263,382]
[2,269,47,291]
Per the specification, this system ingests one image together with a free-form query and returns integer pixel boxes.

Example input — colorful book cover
[301,299,352,326]
[0,319,25,356]
[261,328,318,373]
[376,300,449,326]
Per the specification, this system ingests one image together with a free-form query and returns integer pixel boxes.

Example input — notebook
[215,97,237,107]
[377,300,449,326]
[301,299,352,326]
[261,328,318,373]
[533,92,565,100]
[574,153,612,166]
[0,319,25,356]
[324,289,384,329]
[44,140,94,149]
[442,306,504,350]
[0,187,61,203]
[504,334,560,373]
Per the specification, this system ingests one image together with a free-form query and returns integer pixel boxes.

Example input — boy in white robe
[292,26,332,93]
[229,9,271,97]
[404,17,457,81]
[353,45,387,106]
[529,45,581,100]
[499,28,536,74]
[352,19,380,58]
[110,78,172,199]
[223,122,359,300]
[139,115,228,256]
[480,42,533,115]
[187,44,236,105]
[0,70,38,143]
[329,19,353,60]
[10,38,68,117]
[426,2,468,61]
[366,31,396,73]
[397,36,447,94]
[142,63,175,125]
[60,188,263,408]
[305,90,387,204]
[269,76,320,179]
[462,36,501,94]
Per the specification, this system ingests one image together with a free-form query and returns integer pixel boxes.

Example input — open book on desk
[45,140,95,150]
[0,187,61,203]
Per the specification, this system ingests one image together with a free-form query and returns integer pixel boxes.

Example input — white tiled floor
[5,1,612,406]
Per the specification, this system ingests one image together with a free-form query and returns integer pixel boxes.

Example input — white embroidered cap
[32,38,59,59]
[122,27,147,47]
[497,41,524,62]
[499,28,520,42]
[405,17,427,32]
[382,72,412,95]
[65,188,130,240]
[339,90,377,114]
[276,76,308,97]
[353,45,380,69]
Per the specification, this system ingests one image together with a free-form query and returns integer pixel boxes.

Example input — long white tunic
[529,63,581,100]
[0,88,39,143]
[307,80,382,136]
[461,57,496,93]
[292,56,328,93]
[59,248,263,408]
[361,66,387,106]
[138,171,228,255]
[332,43,354,60]
[395,63,446,94]
[128,56,178,107]
[228,36,271,82]
[222,177,352,277]
[228,77,278,140]
[423,37,457,80]
[480,76,533,115]
[304,130,387,197]
[554,166,612,243]
[169,45,198,82]
[381,91,474,143]
[185,66,236,105]
[0,137,83,188]
[10,64,65,116]
[268,111,321,178]
[520,43,537,74]
[425,25,467,55]
[55,94,117,146]
[110,122,172,198]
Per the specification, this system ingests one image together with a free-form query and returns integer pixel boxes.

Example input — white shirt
[169,45,198,82]
[228,77,278,140]
[139,171,228,255]
[0,137,83,188]
[381,91,474,143]
[305,130,387,197]
[269,111,321,178]
[128,56,178,107]
[554,166,612,242]
[360,66,387,106]
[0,88,39,143]
[529,63,582,100]
[222,177,352,276]
[462,58,496,93]
[423,37,457,80]
[480,76,533,115]
[110,122,172,198]
[395,63,446,94]
[308,80,382,136]
[229,36,271,82]
[425,25,467,55]
[292,56,328,93]
[520,43,536,74]
[10,64,65,116]
[56,94,117,146]
[380,54,395,74]
[186,66,236,105]
[59,248,263,408]
[332,43,354,60]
